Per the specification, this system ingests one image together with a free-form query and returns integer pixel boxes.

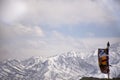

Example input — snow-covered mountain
[0,42,120,80]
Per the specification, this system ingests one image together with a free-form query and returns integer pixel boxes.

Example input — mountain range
[0,42,120,80]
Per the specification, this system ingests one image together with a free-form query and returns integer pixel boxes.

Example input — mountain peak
[0,42,120,79]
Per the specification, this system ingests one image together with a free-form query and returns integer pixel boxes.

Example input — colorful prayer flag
[98,48,109,74]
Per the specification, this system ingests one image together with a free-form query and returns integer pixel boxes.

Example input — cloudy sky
[0,0,120,60]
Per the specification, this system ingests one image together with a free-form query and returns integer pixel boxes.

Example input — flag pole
[107,42,110,80]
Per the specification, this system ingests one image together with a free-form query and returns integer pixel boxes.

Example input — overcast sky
[0,0,120,60]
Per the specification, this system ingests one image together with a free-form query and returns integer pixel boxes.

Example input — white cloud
[0,0,120,60]
[0,24,44,39]
[0,0,116,26]
[0,0,28,23]
[0,29,120,60]
[25,0,115,26]
[34,26,44,37]
[15,25,44,37]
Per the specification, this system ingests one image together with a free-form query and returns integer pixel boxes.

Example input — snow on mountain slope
[109,42,120,78]
[0,42,120,80]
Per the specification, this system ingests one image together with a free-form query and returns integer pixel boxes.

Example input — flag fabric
[98,49,109,74]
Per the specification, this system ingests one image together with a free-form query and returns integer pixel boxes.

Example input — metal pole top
[107,42,110,48]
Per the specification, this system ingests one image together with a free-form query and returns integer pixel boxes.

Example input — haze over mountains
[0,42,120,80]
